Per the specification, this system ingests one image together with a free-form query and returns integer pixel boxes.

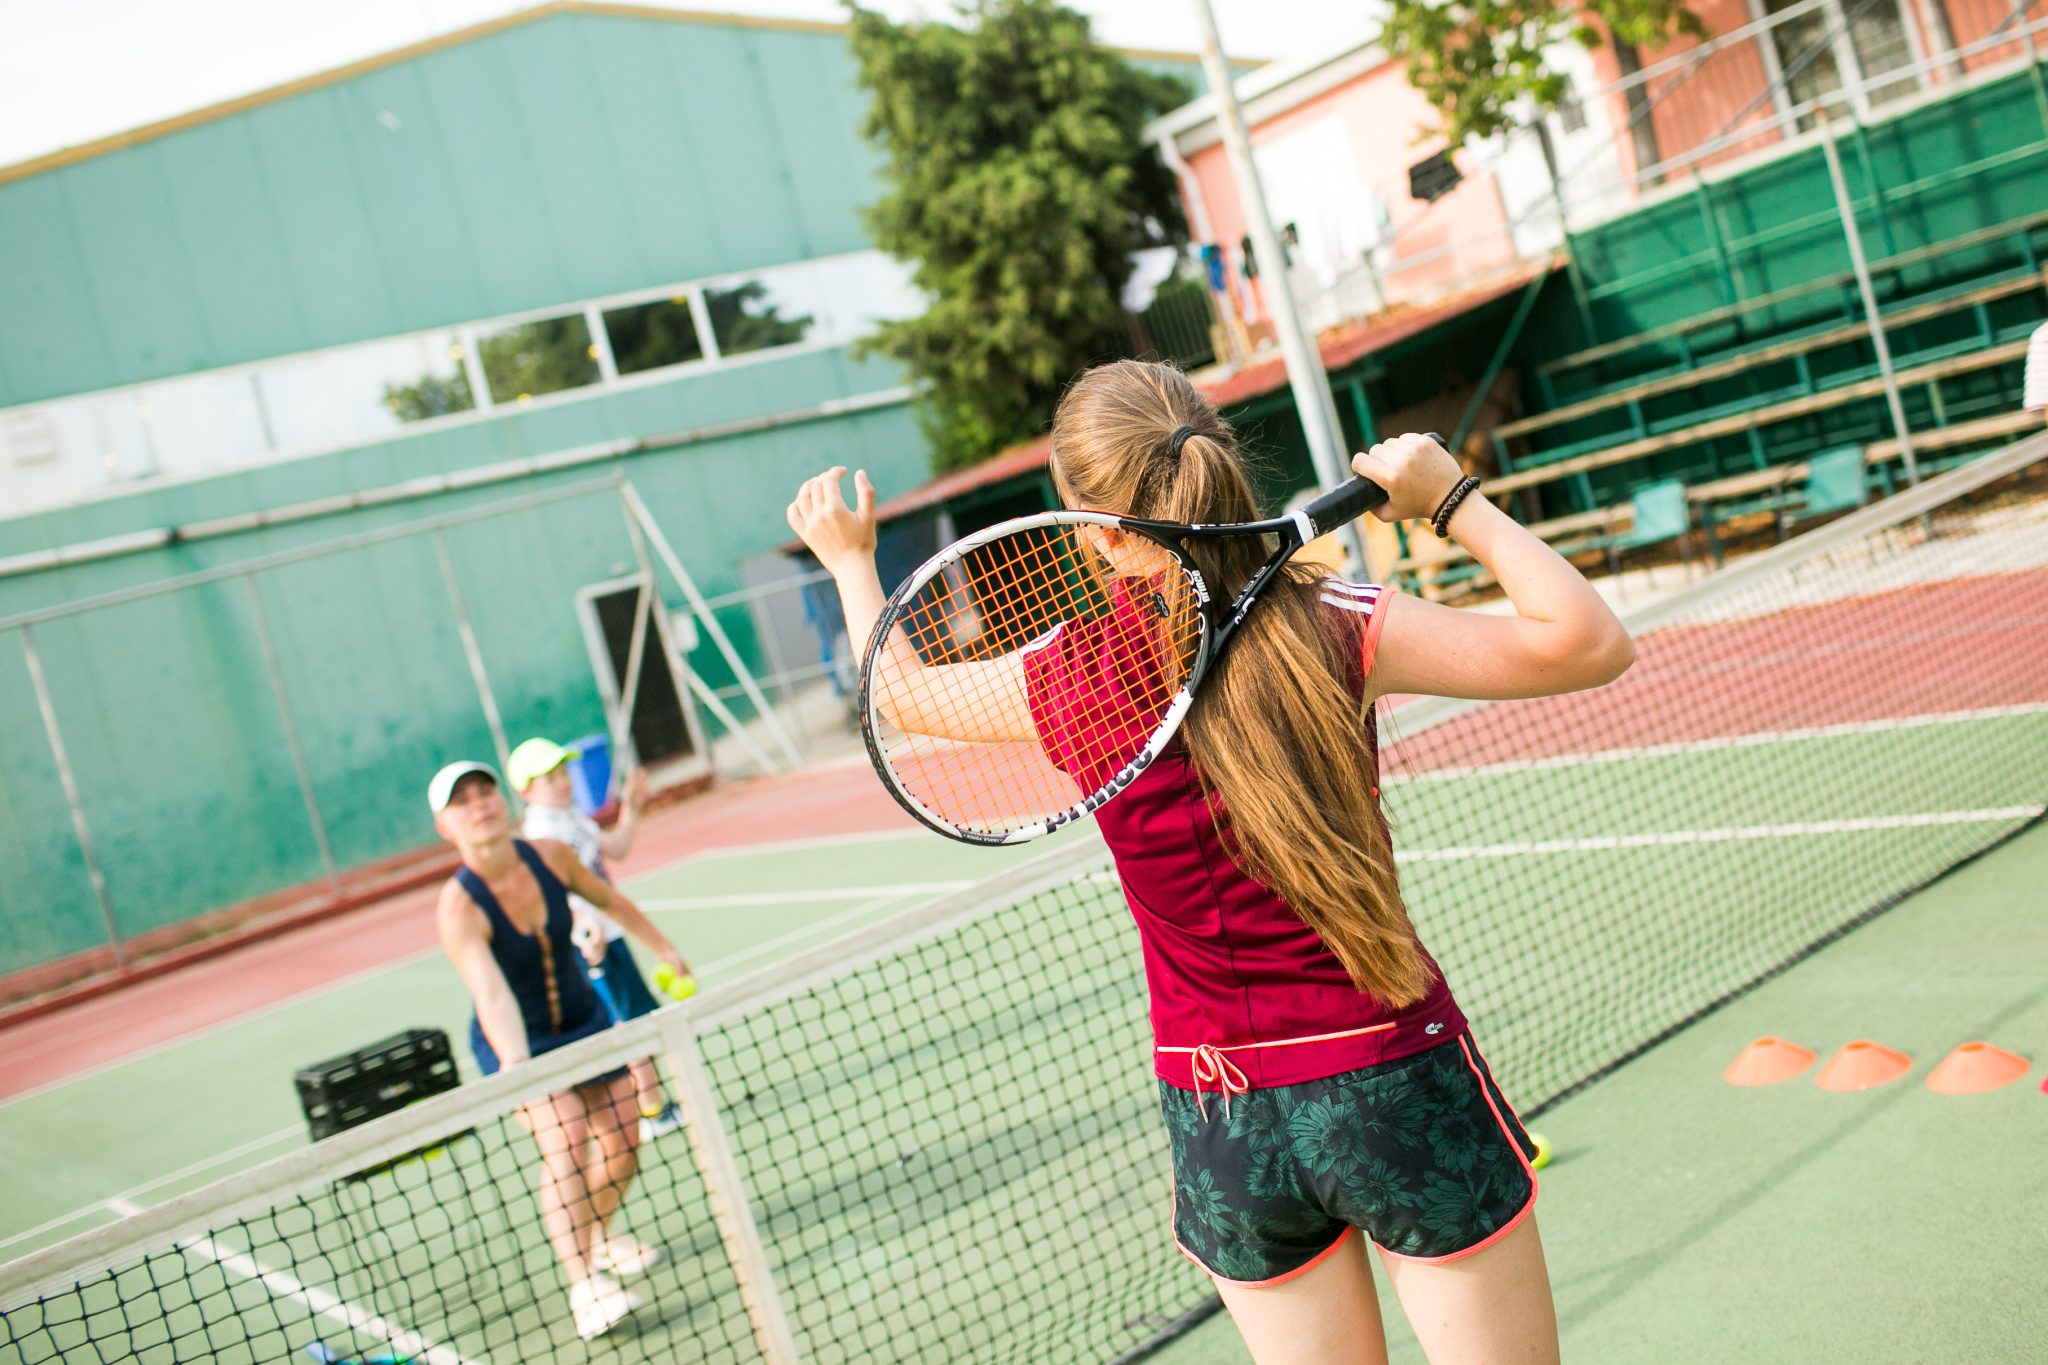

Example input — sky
[0,0,1381,169]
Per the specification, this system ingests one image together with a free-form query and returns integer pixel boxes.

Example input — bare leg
[517,1091,597,1284]
[1213,1230,1391,1365]
[581,1073,644,1234]
[1377,1215,1558,1365]
[628,1057,666,1118]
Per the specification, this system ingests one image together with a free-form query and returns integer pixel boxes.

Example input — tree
[1380,0,1706,148]
[704,281,813,357]
[384,370,474,423]
[846,0,1189,471]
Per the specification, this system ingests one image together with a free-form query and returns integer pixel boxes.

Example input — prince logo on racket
[788,360,1631,1364]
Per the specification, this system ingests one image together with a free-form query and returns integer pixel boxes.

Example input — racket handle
[1297,431,1449,538]
[1297,476,1387,537]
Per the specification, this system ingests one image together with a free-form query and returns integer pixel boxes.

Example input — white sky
[0,0,1378,169]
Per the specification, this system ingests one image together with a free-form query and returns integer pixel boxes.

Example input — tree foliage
[846,0,1189,471]
[1381,0,1706,145]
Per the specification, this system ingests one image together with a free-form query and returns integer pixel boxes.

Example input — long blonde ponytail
[1049,360,1431,1007]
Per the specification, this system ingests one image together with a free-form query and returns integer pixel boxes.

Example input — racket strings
[871,524,1203,836]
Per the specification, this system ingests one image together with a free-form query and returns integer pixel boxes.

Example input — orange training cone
[1724,1037,1818,1086]
[1926,1042,2029,1095]
[1815,1040,1913,1091]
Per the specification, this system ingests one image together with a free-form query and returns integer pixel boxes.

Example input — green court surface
[0,830,1042,1264]
[4,704,2043,1361]
[1150,817,2048,1365]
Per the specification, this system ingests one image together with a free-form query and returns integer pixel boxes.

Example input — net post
[653,1005,802,1365]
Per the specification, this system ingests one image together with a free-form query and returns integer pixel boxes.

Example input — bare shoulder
[436,878,484,937]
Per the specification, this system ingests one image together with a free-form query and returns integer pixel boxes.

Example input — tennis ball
[1528,1131,1553,1170]
[654,964,698,1001]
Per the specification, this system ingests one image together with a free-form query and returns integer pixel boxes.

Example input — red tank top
[1022,579,1467,1091]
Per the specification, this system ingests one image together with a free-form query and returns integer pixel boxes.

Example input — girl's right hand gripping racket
[858,444,1435,844]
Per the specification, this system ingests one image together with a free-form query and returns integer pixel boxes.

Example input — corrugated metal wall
[0,397,925,975]
[0,11,881,405]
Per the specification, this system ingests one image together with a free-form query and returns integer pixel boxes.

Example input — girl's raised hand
[1350,434,1464,524]
[787,467,877,572]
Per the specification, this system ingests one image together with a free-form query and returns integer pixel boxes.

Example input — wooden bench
[1389,507,1619,599]
[1537,209,2048,389]
[1497,269,2047,449]
[1686,407,2046,558]
[1482,335,2033,497]
[1391,407,2043,595]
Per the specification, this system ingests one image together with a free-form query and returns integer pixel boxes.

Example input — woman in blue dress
[428,760,689,1340]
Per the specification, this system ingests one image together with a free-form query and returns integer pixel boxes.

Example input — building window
[478,313,602,404]
[705,280,814,357]
[383,338,477,423]
[603,297,706,375]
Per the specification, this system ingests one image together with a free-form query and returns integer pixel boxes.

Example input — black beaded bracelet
[1430,475,1481,538]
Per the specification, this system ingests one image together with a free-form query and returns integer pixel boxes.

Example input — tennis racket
[860,437,1439,844]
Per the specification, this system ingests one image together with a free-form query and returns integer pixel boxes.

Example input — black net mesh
[4,442,2045,1363]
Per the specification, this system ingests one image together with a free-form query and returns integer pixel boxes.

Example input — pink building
[1147,34,1615,340]
[1147,0,2044,350]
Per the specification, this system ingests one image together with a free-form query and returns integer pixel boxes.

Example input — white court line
[104,1199,484,1365]
[696,892,918,978]
[0,1125,302,1256]
[1390,703,2048,784]
[0,831,939,1114]
[638,882,969,910]
[1398,806,2046,861]
[5,878,960,1246]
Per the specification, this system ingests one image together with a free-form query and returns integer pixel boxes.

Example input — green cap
[506,737,580,793]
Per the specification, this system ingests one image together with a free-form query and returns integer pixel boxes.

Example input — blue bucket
[566,735,613,817]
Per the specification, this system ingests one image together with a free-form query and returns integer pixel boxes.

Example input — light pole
[1188,0,1369,574]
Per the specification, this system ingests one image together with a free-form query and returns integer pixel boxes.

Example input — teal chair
[1606,478,1693,579]
[1779,445,1869,536]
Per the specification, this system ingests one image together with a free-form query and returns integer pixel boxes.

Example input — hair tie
[1167,426,1200,459]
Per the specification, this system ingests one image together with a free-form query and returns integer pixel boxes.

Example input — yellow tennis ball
[1528,1131,1553,1170]
[654,964,697,1001]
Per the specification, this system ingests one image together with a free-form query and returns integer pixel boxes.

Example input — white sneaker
[570,1273,641,1339]
[592,1229,662,1275]
[638,1101,685,1141]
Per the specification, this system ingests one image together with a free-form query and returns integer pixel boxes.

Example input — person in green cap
[507,737,683,1140]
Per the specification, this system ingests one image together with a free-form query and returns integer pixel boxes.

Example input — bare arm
[436,884,529,1067]
[535,840,687,978]
[1353,435,1634,702]
[597,769,645,861]
[788,467,1037,744]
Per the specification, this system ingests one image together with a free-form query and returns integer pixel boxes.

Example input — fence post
[431,529,515,782]
[242,574,341,891]
[654,1007,803,1365]
[620,482,803,769]
[19,624,126,968]
[1817,111,1919,486]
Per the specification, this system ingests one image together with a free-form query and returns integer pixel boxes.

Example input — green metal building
[0,3,1210,981]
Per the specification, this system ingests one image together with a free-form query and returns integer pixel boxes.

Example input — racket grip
[1298,431,1449,537]
[1298,476,1387,537]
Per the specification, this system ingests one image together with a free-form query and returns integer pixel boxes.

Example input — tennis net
[2,433,2044,1363]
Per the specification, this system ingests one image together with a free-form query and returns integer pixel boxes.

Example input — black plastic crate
[294,1028,460,1141]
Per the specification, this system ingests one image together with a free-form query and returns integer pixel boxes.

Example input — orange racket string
[870,524,1203,834]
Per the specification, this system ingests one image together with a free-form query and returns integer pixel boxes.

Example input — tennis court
[0,828,1041,1266]
[3,443,2045,1362]
[1154,814,2048,1364]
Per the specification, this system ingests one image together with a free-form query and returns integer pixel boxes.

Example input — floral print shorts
[1160,1034,1537,1283]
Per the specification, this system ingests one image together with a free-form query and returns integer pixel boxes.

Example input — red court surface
[0,761,913,1103]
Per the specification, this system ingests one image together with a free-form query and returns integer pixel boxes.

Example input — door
[576,575,708,780]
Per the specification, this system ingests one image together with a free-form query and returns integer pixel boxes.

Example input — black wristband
[1431,475,1480,538]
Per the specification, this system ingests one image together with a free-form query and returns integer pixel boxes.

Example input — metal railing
[1272,0,2047,329]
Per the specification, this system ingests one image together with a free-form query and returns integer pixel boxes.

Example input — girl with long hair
[787,359,1632,1364]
